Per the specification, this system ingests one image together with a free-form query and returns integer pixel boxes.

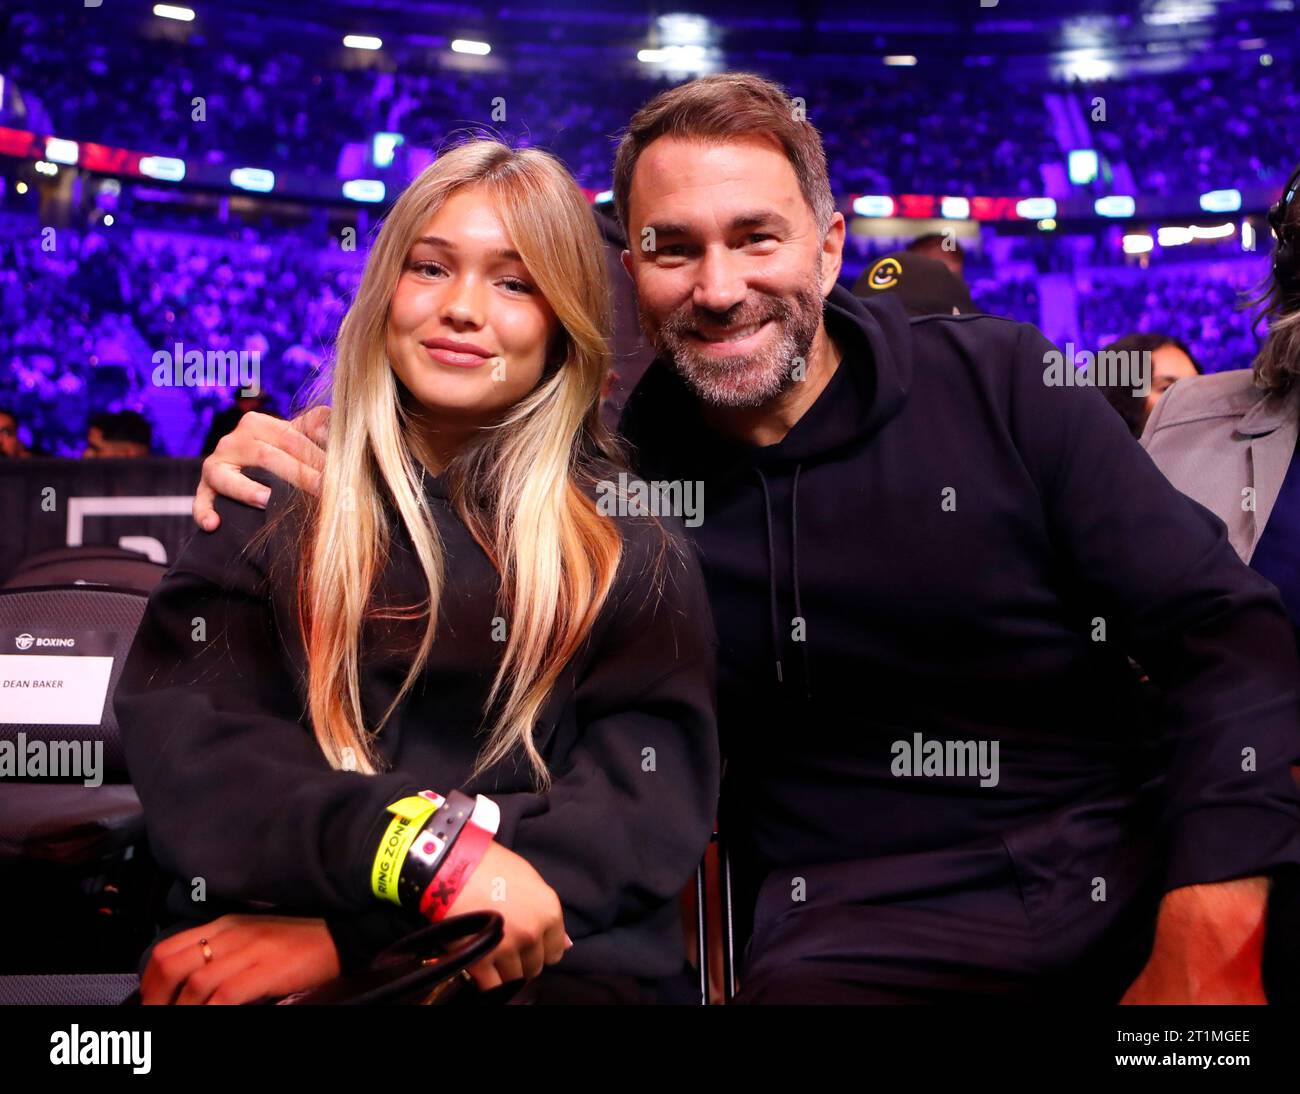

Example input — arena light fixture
[1199,189,1241,214]
[853,195,896,218]
[1094,195,1136,218]
[1157,226,1193,246]
[139,155,186,182]
[941,197,970,220]
[1068,149,1099,185]
[593,190,614,204]
[343,35,383,51]
[1242,221,1257,251]
[451,39,491,56]
[33,160,58,176]
[153,4,195,21]
[103,214,115,226]
[372,132,405,169]
[1015,198,1057,220]
[15,181,27,194]
[883,56,918,67]
[342,179,386,203]
[230,167,275,193]
[44,137,79,165]
[1143,3,1214,26]
[1189,223,1235,240]
[1037,219,1057,231]
[1061,51,1114,82]
[1122,233,1154,254]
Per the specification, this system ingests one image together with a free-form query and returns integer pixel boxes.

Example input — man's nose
[691,248,747,315]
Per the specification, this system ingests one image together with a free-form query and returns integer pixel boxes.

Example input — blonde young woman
[115,139,719,1005]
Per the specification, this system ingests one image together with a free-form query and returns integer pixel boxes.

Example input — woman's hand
[447,841,571,992]
[140,915,341,1005]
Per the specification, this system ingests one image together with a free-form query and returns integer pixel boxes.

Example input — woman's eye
[409,260,446,278]
[501,278,533,293]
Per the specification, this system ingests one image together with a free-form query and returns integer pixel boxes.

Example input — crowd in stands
[0,218,361,456]
[4,4,1297,199]
[0,209,1271,459]
[0,4,1290,457]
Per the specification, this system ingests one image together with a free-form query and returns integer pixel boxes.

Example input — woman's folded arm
[115,481,423,917]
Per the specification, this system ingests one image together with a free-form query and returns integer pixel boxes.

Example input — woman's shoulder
[193,467,309,586]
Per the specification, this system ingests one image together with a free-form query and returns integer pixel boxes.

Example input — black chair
[0,585,158,974]
[4,545,166,594]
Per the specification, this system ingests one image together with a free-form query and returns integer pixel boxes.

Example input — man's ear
[619,248,634,281]
[821,212,846,296]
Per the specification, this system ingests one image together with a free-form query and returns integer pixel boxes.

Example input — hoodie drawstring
[790,464,812,699]
[753,464,812,700]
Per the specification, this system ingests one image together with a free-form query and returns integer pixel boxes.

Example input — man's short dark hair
[95,410,153,449]
[907,233,965,260]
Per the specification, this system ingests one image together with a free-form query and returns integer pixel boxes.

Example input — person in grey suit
[1142,165,1300,997]
[1142,164,1300,638]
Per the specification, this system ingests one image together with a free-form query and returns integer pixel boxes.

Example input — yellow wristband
[370,796,440,904]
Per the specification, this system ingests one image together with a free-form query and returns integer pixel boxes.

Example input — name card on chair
[0,630,117,726]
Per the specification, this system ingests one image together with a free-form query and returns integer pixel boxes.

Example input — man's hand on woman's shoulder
[195,407,330,531]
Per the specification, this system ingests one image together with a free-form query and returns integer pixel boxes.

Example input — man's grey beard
[638,263,825,409]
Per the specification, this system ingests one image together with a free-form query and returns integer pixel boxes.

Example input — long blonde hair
[298,140,625,789]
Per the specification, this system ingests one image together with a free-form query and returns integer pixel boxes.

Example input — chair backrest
[4,546,166,594]
[0,585,150,778]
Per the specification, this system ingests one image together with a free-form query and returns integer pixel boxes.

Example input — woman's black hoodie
[114,461,719,980]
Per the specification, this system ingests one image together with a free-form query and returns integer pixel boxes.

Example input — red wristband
[418,821,494,921]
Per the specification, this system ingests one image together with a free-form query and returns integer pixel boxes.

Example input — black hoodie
[620,285,1300,938]
[114,461,719,981]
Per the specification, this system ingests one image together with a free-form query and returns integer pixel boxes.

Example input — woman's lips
[423,344,495,368]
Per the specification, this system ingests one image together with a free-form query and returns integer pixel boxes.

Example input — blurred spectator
[0,407,39,458]
[84,410,152,458]
[906,233,965,278]
[201,392,279,457]
[1095,333,1202,438]
[853,252,974,316]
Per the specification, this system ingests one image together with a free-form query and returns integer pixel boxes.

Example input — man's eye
[747,234,775,244]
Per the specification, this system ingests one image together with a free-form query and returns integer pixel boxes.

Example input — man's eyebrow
[644,212,792,237]
[413,235,523,261]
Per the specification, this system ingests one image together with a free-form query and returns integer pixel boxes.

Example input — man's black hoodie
[620,285,1300,949]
